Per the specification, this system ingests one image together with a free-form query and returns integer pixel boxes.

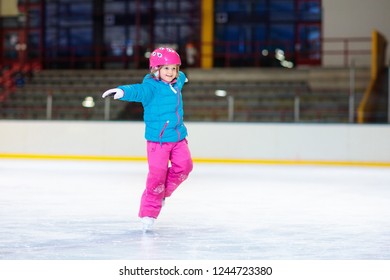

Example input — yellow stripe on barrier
[194,157,390,167]
[1,153,390,168]
[0,153,146,162]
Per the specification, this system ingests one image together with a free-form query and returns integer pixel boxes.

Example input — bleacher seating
[0,67,370,122]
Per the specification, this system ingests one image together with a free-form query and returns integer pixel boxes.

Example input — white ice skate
[141,217,155,232]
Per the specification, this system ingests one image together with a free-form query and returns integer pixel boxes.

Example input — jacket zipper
[175,87,181,141]
[159,120,169,145]
[160,83,181,143]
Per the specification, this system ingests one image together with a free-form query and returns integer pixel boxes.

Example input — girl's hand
[102,88,124,99]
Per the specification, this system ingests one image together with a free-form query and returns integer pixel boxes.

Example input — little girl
[102,47,193,232]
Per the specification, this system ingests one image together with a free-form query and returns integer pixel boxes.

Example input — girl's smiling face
[159,64,178,83]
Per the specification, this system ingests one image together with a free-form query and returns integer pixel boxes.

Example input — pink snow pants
[139,139,193,219]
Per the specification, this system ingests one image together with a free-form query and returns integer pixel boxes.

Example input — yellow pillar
[0,0,19,17]
[201,0,214,69]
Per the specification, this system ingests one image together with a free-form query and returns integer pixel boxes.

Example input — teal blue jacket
[118,71,188,143]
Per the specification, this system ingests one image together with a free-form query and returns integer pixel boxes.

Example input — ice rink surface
[0,159,390,260]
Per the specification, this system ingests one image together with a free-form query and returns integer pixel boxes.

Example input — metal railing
[34,65,366,123]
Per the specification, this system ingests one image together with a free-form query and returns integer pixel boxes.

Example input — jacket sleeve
[177,71,187,89]
[117,83,154,105]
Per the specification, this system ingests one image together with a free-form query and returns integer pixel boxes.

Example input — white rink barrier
[0,120,390,166]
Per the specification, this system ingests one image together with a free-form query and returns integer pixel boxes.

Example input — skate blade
[142,224,153,233]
